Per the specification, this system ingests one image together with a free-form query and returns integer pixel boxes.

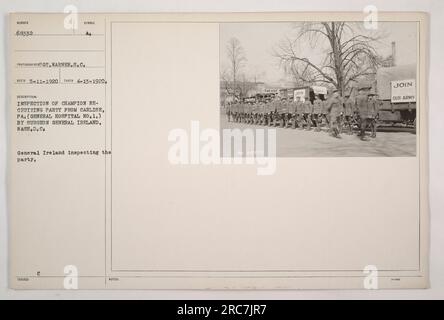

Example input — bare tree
[222,37,247,100]
[274,22,384,94]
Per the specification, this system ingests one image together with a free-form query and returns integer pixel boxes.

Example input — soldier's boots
[347,121,354,135]
[291,115,297,129]
[280,115,285,128]
[371,120,377,138]
[296,115,303,129]
[331,127,341,138]
[359,129,367,140]
[305,115,312,130]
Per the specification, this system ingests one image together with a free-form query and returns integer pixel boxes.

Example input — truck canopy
[376,64,416,100]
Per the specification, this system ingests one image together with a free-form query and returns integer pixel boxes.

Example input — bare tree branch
[274,22,385,95]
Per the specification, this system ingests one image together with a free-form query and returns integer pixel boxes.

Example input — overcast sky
[220,22,418,84]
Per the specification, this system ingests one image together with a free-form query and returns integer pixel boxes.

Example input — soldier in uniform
[343,92,355,134]
[253,101,260,125]
[239,101,245,123]
[321,97,330,126]
[232,102,238,122]
[278,99,289,128]
[326,89,343,138]
[263,101,271,126]
[356,87,370,140]
[288,98,297,128]
[259,101,265,125]
[251,101,256,124]
[268,99,277,126]
[295,96,305,129]
[273,98,282,127]
[312,95,323,131]
[246,102,252,124]
[246,101,251,123]
[284,99,292,128]
[225,103,230,122]
[257,101,265,125]
[256,101,262,125]
[303,98,313,130]
[367,92,380,138]
[234,101,239,123]
[251,101,257,124]
[244,101,250,123]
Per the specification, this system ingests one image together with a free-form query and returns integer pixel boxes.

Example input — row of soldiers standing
[226,87,380,140]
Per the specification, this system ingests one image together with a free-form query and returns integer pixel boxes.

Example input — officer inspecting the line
[367,90,380,138]
[356,86,371,140]
[326,88,343,138]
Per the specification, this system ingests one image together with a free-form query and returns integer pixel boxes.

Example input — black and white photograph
[220,21,418,157]
[2,2,441,300]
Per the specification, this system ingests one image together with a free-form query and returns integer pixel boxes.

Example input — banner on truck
[391,79,416,103]
[293,89,306,102]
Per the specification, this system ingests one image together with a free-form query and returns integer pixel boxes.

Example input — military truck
[374,64,416,130]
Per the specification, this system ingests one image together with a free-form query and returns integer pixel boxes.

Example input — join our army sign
[391,79,416,103]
